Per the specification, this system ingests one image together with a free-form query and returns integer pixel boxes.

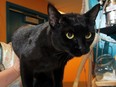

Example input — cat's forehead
[60,13,90,33]
[62,13,87,27]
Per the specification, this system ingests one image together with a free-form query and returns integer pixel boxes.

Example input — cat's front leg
[53,67,65,87]
[20,58,33,87]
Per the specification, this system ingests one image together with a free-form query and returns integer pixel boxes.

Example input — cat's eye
[85,32,92,39]
[66,32,74,39]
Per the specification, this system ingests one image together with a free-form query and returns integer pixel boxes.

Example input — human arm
[0,54,20,87]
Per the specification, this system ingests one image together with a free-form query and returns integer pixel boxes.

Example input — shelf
[96,80,116,86]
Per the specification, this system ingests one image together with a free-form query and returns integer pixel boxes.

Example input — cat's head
[48,3,100,57]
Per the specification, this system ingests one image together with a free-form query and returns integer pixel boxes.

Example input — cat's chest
[26,52,70,72]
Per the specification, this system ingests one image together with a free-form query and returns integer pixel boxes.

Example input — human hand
[12,53,20,75]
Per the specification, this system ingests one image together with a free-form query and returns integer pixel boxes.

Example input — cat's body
[13,22,71,87]
[12,4,100,87]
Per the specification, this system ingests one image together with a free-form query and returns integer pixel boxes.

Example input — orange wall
[63,56,90,84]
[7,0,48,14]
[0,0,6,42]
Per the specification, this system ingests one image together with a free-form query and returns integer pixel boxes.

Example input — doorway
[6,2,48,43]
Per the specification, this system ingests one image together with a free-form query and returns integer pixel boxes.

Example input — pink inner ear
[48,3,61,27]
[49,15,57,27]
[49,13,61,27]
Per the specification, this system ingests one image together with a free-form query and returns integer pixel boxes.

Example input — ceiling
[46,0,82,13]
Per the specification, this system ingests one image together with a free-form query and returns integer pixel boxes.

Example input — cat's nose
[79,47,88,54]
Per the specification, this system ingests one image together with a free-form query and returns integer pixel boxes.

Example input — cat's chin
[74,53,88,57]
[70,52,83,57]
[74,54,83,57]
[73,50,90,57]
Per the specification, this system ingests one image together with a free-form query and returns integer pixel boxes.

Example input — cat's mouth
[70,48,90,57]
[75,52,88,57]
[81,48,90,55]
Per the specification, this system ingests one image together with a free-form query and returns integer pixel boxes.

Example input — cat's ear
[84,4,100,22]
[48,3,61,27]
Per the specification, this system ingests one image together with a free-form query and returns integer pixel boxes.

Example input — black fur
[12,3,100,87]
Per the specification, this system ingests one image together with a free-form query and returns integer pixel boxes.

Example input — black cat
[12,3,100,87]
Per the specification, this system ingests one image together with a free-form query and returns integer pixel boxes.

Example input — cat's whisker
[54,51,64,56]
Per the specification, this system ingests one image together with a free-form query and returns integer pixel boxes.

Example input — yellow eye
[66,32,74,39]
[85,32,92,39]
